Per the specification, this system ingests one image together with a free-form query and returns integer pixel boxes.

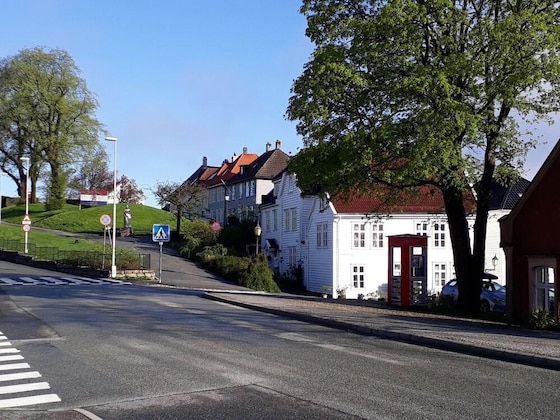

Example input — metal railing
[0,238,150,270]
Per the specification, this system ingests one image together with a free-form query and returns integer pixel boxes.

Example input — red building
[500,141,560,324]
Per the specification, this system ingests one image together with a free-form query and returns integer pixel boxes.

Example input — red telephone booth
[388,235,428,306]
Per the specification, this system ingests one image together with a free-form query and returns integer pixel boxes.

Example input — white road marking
[0,363,30,371]
[0,371,42,382]
[0,393,61,408]
[0,382,50,395]
[0,355,24,362]
[0,348,20,354]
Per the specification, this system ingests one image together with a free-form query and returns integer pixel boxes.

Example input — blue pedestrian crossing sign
[152,224,170,242]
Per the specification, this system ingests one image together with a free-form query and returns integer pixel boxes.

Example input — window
[434,223,446,247]
[230,186,236,201]
[372,223,384,248]
[317,222,328,248]
[433,263,447,287]
[245,182,250,197]
[288,246,297,268]
[250,180,255,196]
[284,208,297,231]
[272,209,278,231]
[415,222,428,236]
[238,184,242,198]
[265,211,271,232]
[535,266,555,312]
[352,223,366,248]
[352,265,365,288]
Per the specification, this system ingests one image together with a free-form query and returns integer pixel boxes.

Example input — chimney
[275,140,281,149]
[202,156,207,168]
[243,147,248,154]
[266,142,272,152]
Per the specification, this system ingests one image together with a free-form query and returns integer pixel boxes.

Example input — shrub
[528,310,558,330]
[198,254,280,293]
[239,255,280,293]
[430,294,457,314]
[196,243,228,260]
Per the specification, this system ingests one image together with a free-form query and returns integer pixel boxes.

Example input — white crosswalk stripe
[0,331,61,408]
[0,276,131,286]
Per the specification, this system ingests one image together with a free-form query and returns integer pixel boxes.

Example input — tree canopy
[287,0,560,312]
[0,47,103,209]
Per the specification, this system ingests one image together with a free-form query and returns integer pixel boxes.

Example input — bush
[196,243,228,260]
[528,310,558,330]
[239,255,280,293]
[199,254,280,293]
[430,294,457,314]
[179,219,217,259]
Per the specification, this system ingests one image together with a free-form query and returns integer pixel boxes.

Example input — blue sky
[1,1,557,207]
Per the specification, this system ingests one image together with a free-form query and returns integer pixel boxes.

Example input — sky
[1,1,558,208]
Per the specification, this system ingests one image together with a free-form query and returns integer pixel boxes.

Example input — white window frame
[433,263,448,288]
[272,209,278,232]
[415,221,429,236]
[351,265,365,289]
[534,266,555,312]
[371,223,384,248]
[288,246,297,268]
[317,222,328,248]
[434,223,446,248]
[352,223,366,248]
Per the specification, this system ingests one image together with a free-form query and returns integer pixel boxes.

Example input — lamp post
[20,157,30,253]
[254,223,262,255]
[105,136,118,278]
[492,254,498,270]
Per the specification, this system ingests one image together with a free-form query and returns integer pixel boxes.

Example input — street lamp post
[20,157,30,253]
[105,136,118,278]
[254,223,262,255]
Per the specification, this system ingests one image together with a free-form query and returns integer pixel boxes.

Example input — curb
[204,293,560,372]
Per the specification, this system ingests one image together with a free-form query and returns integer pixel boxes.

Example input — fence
[0,238,151,271]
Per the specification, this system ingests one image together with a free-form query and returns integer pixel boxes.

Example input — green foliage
[239,255,281,293]
[196,244,228,260]
[0,47,102,203]
[1,203,176,234]
[179,218,218,258]
[46,172,67,211]
[289,0,560,313]
[198,254,280,293]
[218,219,259,256]
[528,310,558,330]
[430,294,458,314]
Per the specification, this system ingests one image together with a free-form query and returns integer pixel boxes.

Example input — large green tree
[287,0,560,312]
[0,47,102,209]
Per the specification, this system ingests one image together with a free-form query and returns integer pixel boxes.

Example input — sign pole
[159,241,163,283]
[152,224,170,284]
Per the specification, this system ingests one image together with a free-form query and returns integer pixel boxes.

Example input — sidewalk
[204,291,560,371]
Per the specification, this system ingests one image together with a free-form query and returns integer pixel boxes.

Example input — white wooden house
[260,172,527,300]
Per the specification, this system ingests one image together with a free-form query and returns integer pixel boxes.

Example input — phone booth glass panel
[388,235,428,306]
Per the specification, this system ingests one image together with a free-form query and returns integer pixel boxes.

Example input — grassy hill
[0,203,177,252]
[1,203,176,234]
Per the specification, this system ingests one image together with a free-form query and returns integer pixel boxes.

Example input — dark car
[440,274,506,313]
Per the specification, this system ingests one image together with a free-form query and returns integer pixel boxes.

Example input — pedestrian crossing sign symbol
[152,224,170,242]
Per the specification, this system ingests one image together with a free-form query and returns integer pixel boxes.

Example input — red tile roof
[331,185,476,214]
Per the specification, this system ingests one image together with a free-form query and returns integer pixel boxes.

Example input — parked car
[440,274,506,313]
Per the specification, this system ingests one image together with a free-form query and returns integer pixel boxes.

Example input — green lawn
[0,203,177,251]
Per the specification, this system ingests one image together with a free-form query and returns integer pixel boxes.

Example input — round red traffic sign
[100,214,111,226]
[22,224,31,232]
[211,221,221,231]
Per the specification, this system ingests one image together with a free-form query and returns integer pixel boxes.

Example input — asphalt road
[2,266,560,419]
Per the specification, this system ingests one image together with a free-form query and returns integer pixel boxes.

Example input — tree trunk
[442,185,480,313]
